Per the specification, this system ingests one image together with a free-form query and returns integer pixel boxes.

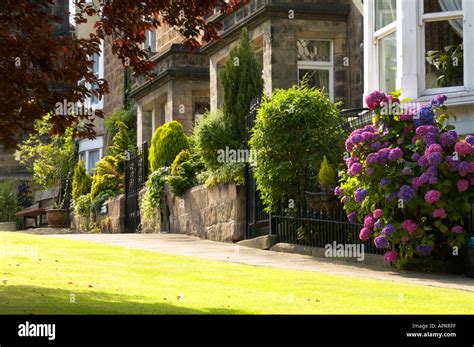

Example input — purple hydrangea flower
[398,185,415,201]
[366,153,380,166]
[459,161,469,177]
[374,219,383,229]
[414,106,435,127]
[430,94,447,107]
[402,167,412,175]
[440,130,459,148]
[365,167,375,176]
[451,226,463,234]
[416,245,432,256]
[465,135,474,145]
[334,186,344,196]
[388,147,403,161]
[411,153,421,162]
[348,163,363,176]
[348,211,357,223]
[387,191,397,201]
[427,152,442,166]
[354,188,368,203]
[374,235,389,249]
[382,224,396,236]
[380,177,391,186]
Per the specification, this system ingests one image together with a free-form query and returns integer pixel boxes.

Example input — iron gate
[245,98,270,239]
[124,142,149,233]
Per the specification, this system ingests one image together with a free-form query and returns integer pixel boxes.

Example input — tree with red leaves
[0,0,243,147]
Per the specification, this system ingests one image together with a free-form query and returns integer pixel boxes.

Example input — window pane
[297,40,331,62]
[298,69,330,92]
[425,20,463,88]
[88,150,100,173]
[424,0,462,14]
[375,0,396,30]
[378,31,397,92]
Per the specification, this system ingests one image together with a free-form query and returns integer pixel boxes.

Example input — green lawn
[0,232,473,314]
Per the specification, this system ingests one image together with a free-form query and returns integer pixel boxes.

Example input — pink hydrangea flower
[432,208,447,218]
[359,227,371,241]
[451,226,463,233]
[364,215,375,228]
[365,91,386,110]
[457,179,469,192]
[401,220,417,234]
[424,190,441,204]
[454,141,473,156]
[469,162,474,174]
[372,209,383,219]
[383,250,398,263]
[401,236,410,242]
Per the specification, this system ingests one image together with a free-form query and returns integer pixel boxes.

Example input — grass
[0,232,473,314]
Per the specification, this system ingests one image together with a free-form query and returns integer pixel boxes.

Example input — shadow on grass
[0,285,243,315]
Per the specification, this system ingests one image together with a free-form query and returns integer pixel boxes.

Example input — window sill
[415,90,474,107]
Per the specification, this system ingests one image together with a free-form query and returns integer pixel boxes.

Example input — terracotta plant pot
[46,209,67,228]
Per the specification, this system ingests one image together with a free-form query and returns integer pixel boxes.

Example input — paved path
[47,232,474,292]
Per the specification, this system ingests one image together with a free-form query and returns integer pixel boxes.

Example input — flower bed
[336,91,472,267]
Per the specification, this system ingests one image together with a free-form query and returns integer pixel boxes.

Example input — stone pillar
[137,104,153,147]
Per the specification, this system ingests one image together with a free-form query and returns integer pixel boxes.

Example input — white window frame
[418,0,465,96]
[365,0,474,105]
[78,137,103,174]
[79,40,104,110]
[296,39,334,101]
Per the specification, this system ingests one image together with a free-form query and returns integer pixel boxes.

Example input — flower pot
[0,221,17,231]
[46,209,67,228]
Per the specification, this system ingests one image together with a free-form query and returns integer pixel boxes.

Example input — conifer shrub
[318,156,336,189]
[72,160,92,202]
[149,121,189,172]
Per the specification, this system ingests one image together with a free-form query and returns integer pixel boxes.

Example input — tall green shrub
[193,110,238,170]
[221,28,264,142]
[72,160,92,202]
[167,149,204,197]
[107,121,134,173]
[249,85,344,212]
[149,121,189,172]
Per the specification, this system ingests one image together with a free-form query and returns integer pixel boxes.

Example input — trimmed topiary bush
[249,85,345,212]
[72,160,92,202]
[318,156,336,189]
[149,121,189,172]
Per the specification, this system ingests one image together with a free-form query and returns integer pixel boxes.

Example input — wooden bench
[16,203,46,229]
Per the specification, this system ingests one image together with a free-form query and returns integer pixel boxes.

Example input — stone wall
[141,182,245,242]
[71,194,125,233]
[165,183,245,242]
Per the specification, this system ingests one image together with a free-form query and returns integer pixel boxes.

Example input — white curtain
[438,0,463,37]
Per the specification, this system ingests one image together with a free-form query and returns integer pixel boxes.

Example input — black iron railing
[124,142,149,233]
[339,107,371,133]
[270,201,384,255]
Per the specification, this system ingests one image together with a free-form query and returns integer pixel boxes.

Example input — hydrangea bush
[336,91,472,265]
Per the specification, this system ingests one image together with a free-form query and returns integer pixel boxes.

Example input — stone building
[204,0,364,111]
[130,25,210,146]
[132,0,364,146]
